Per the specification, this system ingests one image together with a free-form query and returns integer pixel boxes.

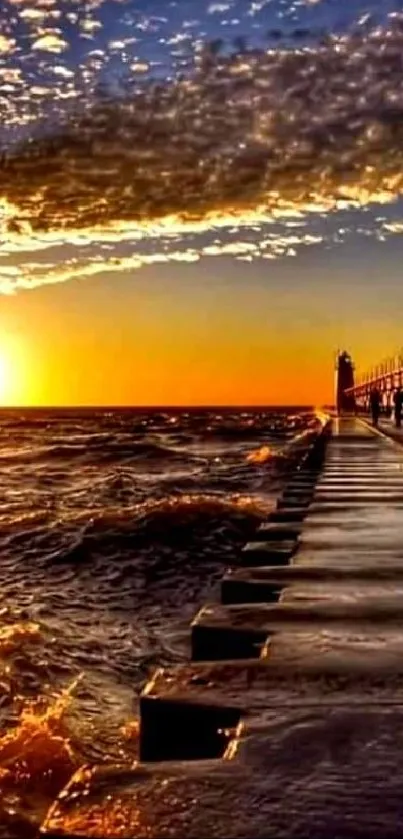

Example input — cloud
[0,219,338,294]
[0,4,403,293]
[383,222,403,234]
[32,33,68,53]
[0,35,16,54]
[2,15,403,242]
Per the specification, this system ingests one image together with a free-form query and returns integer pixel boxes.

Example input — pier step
[300,529,403,549]
[255,521,302,539]
[319,475,403,481]
[41,708,403,839]
[191,599,403,661]
[137,655,403,767]
[308,500,403,511]
[268,507,309,522]
[221,563,403,603]
[277,497,312,509]
[313,490,403,500]
[240,540,298,565]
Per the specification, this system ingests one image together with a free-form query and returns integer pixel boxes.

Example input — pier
[42,407,403,839]
[342,347,403,414]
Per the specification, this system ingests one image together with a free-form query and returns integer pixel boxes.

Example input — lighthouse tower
[335,350,356,414]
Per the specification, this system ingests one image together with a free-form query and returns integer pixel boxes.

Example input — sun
[0,335,29,406]
[0,354,13,404]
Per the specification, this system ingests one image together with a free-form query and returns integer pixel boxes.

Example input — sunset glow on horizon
[0,0,403,407]
[2,234,403,408]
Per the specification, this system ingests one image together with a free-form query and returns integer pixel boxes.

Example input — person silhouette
[369,387,381,427]
[393,387,403,428]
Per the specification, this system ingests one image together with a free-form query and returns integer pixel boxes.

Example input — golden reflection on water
[0,621,41,657]
[46,790,148,839]
[222,719,245,761]
[0,619,142,836]
[0,666,80,834]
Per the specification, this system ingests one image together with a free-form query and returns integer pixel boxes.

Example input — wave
[0,670,144,839]
[44,439,191,461]
[0,673,82,838]
[46,491,269,566]
[245,419,325,465]
[246,444,276,464]
[0,493,272,834]
[0,438,206,467]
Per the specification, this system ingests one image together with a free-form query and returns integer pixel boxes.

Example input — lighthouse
[335,350,356,414]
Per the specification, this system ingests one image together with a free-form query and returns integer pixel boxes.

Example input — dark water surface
[0,407,319,836]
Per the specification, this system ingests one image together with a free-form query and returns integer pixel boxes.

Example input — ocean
[0,407,320,837]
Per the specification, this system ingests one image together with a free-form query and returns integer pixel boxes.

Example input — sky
[1,0,403,406]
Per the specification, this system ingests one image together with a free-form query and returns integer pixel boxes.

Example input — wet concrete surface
[42,418,403,839]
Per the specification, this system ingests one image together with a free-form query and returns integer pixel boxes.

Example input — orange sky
[1,235,403,407]
[0,0,403,408]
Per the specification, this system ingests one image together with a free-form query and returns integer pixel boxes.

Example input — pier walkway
[377,415,403,446]
[43,418,403,839]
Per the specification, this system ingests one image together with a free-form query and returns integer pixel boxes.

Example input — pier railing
[344,349,403,407]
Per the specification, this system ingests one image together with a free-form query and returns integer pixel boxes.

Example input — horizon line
[0,403,332,411]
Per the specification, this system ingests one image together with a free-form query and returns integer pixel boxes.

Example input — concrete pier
[42,417,403,839]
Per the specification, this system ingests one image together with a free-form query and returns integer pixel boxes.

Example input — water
[0,407,318,836]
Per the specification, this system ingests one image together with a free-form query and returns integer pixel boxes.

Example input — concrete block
[314,491,403,502]
[220,563,397,606]
[296,465,321,475]
[287,477,318,487]
[285,476,318,487]
[308,501,403,512]
[140,677,241,762]
[241,540,297,566]
[189,599,403,635]
[221,573,283,604]
[269,507,309,522]
[191,609,268,661]
[255,521,302,540]
[277,497,311,510]
[282,487,315,501]
[139,655,403,728]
